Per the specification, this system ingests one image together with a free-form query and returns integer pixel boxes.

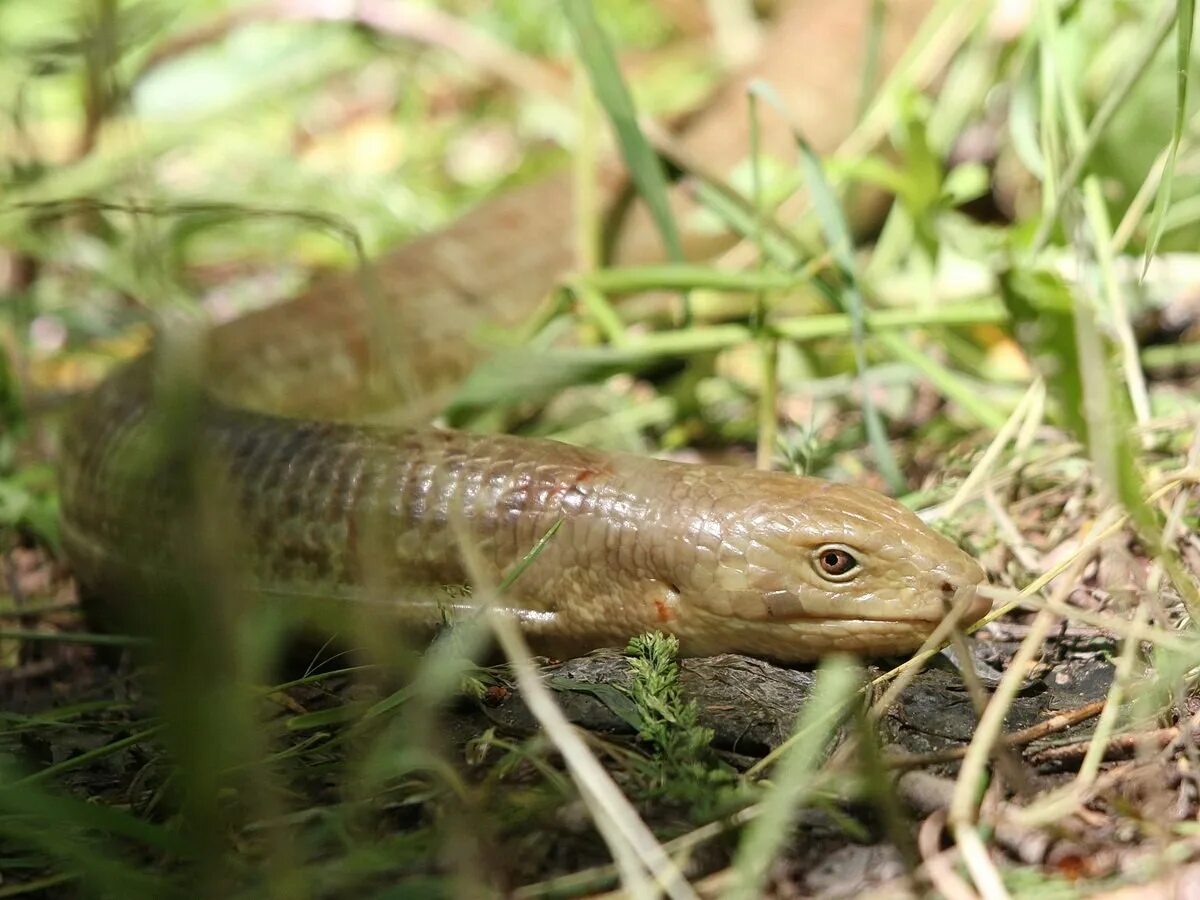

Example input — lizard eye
[813,545,860,582]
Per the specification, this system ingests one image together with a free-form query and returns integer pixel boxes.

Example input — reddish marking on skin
[654,596,674,624]
[547,468,602,503]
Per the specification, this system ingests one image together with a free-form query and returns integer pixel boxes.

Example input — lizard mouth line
[707,593,990,627]
[754,615,942,625]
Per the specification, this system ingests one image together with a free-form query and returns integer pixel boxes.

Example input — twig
[917,810,978,900]
[884,699,1108,770]
[1027,728,1179,767]
[899,771,1050,865]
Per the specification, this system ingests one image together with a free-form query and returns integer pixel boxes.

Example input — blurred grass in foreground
[1,0,1200,898]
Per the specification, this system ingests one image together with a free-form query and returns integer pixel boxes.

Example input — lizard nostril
[941,581,955,595]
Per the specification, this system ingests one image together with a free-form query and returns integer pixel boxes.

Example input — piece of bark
[483,649,818,755]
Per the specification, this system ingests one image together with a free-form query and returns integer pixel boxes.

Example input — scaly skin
[60,359,988,663]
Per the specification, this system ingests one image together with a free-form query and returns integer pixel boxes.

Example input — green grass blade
[687,179,812,269]
[1142,0,1194,278]
[582,264,811,294]
[1050,29,1152,424]
[562,0,684,271]
[857,0,887,122]
[11,726,164,787]
[722,657,861,900]
[749,80,904,492]
[500,519,564,592]
[0,761,192,896]
[0,778,188,856]
[1035,0,1063,223]
[748,89,779,471]
[1030,2,1177,254]
[0,629,148,648]
[573,282,629,345]
[447,302,1012,419]
[0,873,77,897]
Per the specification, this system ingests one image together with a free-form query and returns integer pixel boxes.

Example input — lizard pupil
[821,549,856,575]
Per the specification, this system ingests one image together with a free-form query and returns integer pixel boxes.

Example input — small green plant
[623,631,735,817]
